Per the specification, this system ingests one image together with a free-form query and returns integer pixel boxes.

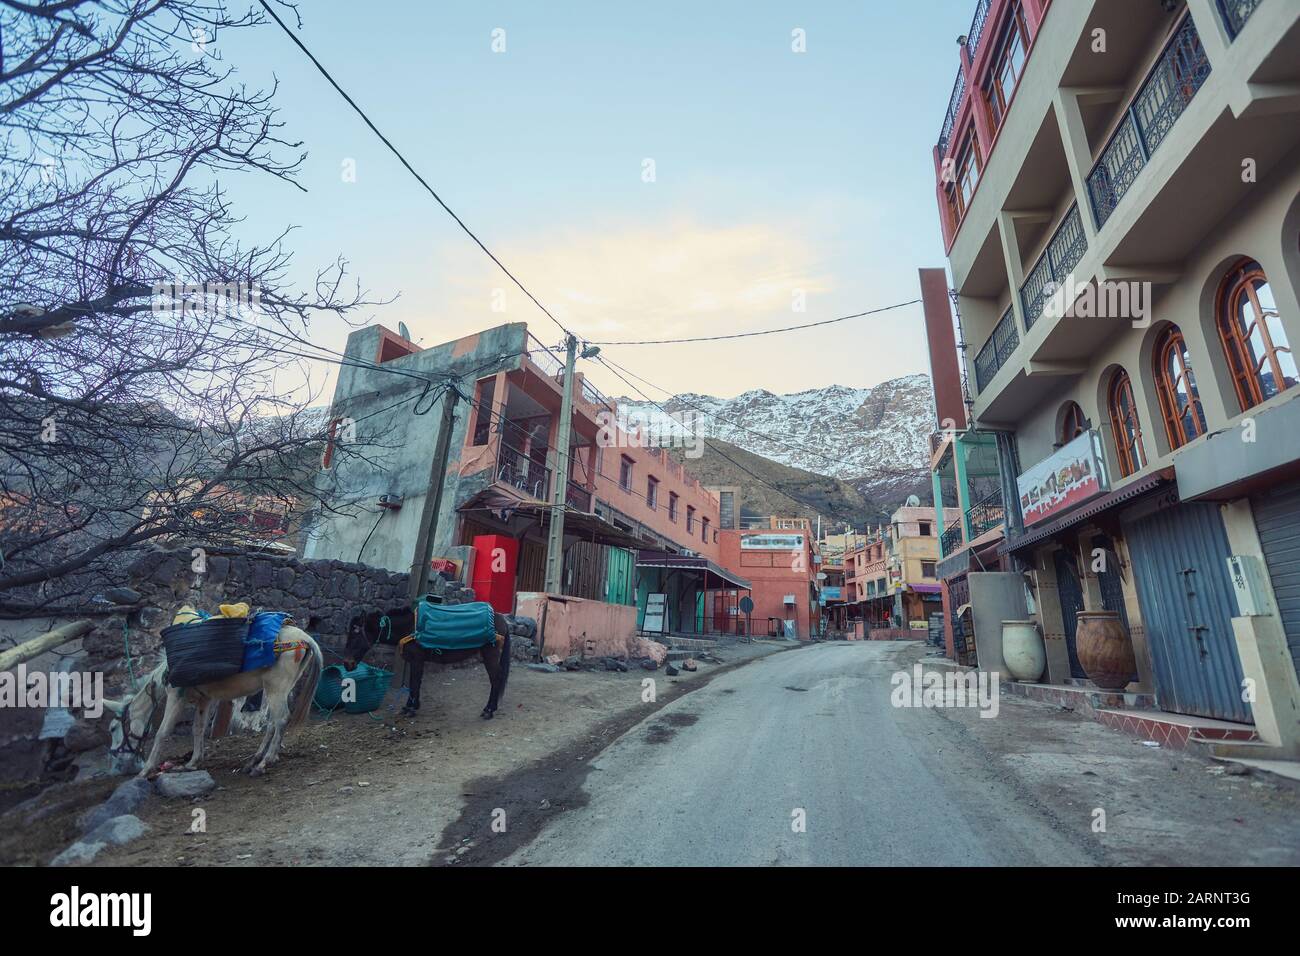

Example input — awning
[635,550,752,590]
[999,467,1174,555]
[909,583,943,594]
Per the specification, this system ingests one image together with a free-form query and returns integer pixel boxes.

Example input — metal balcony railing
[966,0,992,59]
[940,522,964,558]
[1217,0,1261,39]
[496,442,550,501]
[1086,15,1211,230]
[936,0,992,158]
[974,306,1020,393]
[1020,204,1087,330]
[965,488,1005,541]
[565,480,592,513]
[937,69,967,158]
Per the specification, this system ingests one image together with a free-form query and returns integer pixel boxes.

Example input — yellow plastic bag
[172,604,203,626]
[218,602,250,619]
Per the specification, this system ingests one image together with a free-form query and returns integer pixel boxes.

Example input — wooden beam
[0,619,95,671]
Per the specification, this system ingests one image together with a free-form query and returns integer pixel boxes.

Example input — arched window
[1108,370,1146,478]
[1059,401,1087,444]
[1153,325,1207,449]
[1217,259,1297,411]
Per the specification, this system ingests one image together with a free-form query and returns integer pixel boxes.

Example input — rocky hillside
[618,374,936,519]
[664,439,871,531]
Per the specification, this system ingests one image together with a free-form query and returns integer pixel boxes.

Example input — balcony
[974,306,1019,393]
[1217,0,1261,39]
[965,487,1005,541]
[496,441,550,501]
[565,480,592,513]
[936,0,992,157]
[940,522,964,558]
[1019,203,1087,330]
[1085,15,1211,231]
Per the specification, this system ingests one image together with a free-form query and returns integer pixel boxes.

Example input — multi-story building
[305,322,726,614]
[927,0,1300,752]
[889,505,964,631]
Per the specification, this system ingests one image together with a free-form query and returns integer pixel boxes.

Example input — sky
[219,0,975,403]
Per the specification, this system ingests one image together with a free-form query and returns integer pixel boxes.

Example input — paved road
[506,641,1097,866]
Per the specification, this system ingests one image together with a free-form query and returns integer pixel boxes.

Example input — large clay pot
[1001,620,1046,683]
[1075,610,1136,690]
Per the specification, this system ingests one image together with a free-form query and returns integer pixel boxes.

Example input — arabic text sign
[1017,431,1109,526]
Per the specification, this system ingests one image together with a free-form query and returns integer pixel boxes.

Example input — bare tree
[0,0,390,603]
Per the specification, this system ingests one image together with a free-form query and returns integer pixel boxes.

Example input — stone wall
[81,544,410,686]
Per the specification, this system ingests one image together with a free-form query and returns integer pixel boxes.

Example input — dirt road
[1,641,791,867]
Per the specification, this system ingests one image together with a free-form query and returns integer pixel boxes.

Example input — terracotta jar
[1001,620,1046,683]
[1075,610,1136,689]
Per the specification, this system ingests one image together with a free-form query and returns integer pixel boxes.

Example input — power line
[256,0,575,341]
[584,300,921,346]
[598,354,930,482]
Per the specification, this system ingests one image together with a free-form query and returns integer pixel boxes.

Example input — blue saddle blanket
[242,612,289,672]
[415,600,497,653]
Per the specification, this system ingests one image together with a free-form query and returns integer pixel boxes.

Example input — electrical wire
[593,355,871,524]
[584,300,921,346]
[597,353,930,482]
[256,0,576,341]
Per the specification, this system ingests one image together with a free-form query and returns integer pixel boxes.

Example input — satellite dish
[906,494,921,508]
[398,321,412,341]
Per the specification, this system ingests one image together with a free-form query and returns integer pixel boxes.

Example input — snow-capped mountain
[614,374,937,504]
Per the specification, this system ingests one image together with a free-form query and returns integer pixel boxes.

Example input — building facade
[718,525,821,640]
[305,322,721,613]
[928,0,1300,751]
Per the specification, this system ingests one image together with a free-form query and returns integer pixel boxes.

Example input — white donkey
[105,624,323,778]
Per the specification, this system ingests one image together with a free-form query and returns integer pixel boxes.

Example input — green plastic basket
[342,662,394,714]
[314,664,347,711]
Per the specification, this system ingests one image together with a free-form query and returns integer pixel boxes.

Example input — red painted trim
[938,0,1052,255]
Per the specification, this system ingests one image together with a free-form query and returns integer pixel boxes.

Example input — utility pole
[409,385,461,602]
[543,334,578,594]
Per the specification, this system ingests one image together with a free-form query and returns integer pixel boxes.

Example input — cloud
[435,217,835,342]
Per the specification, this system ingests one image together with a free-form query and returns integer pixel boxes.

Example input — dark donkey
[344,602,536,719]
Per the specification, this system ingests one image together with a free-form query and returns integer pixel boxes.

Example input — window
[918,521,932,537]
[921,561,937,578]
[1107,369,1147,478]
[619,455,633,491]
[687,505,696,532]
[472,379,495,445]
[948,129,983,223]
[719,490,734,529]
[701,516,710,543]
[984,3,1029,129]
[668,492,679,522]
[646,476,659,510]
[1153,324,1207,449]
[1216,259,1297,411]
[1059,401,1087,444]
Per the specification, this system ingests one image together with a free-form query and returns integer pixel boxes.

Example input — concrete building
[305,321,723,616]
[927,0,1300,753]
[717,525,821,640]
[889,505,964,632]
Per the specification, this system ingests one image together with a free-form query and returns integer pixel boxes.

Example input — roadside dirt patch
[911,648,1300,866]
